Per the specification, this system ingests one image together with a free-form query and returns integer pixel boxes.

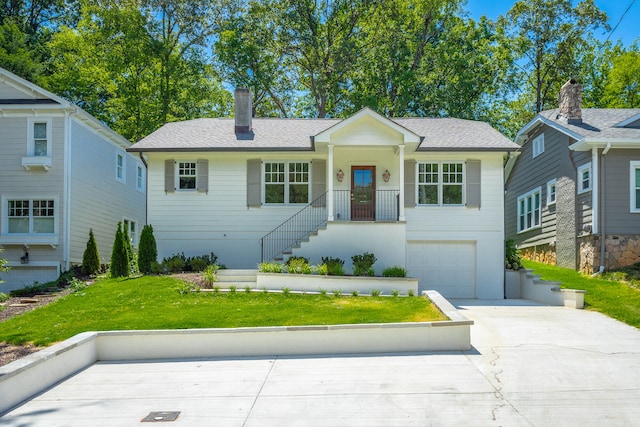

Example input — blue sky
[465,0,639,46]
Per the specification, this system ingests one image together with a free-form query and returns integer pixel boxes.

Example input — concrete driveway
[2,299,640,426]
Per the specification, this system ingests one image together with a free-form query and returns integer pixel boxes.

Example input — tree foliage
[499,0,609,115]
[138,224,158,274]
[110,222,130,278]
[0,0,634,142]
[82,228,101,276]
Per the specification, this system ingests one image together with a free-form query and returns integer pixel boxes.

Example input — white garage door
[0,266,59,293]
[406,241,476,298]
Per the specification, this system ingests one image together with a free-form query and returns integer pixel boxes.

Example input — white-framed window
[517,187,541,233]
[577,163,592,194]
[6,198,56,234]
[177,161,197,190]
[123,219,137,246]
[136,163,145,192]
[630,161,640,212]
[27,118,52,157]
[532,134,544,158]
[116,151,125,183]
[417,162,464,206]
[263,161,310,204]
[547,179,557,205]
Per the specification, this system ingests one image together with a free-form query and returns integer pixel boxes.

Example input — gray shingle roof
[129,116,518,152]
[540,108,640,140]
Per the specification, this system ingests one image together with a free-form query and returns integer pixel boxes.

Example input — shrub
[282,287,291,296]
[322,256,345,276]
[382,266,407,277]
[81,229,101,276]
[505,239,522,270]
[229,285,237,294]
[371,289,381,297]
[202,264,218,287]
[162,253,186,273]
[189,257,208,272]
[110,222,130,278]
[259,262,284,273]
[351,290,359,297]
[318,288,328,295]
[0,292,9,303]
[391,289,400,297]
[244,285,252,294]
[186,252,218,272]
[352,252,376,276]
[285,256,309,267]
[138,225,157,274]
[315,264,328,275]
[177,281,199,294]
[286,258,313,274]
[408,289,415,297]
[332,289,342,297]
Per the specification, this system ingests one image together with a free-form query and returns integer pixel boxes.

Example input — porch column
[398,145,405,221]
[328,144,334,221]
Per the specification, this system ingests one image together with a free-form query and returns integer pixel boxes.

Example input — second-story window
[116,152,125,183]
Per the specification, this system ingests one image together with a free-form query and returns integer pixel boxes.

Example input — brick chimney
[234,88,252,134]
[557,78,582,124]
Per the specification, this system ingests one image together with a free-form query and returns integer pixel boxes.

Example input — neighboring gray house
[129,88,519,299]
[505,79,640,273]
[0,68,146,291]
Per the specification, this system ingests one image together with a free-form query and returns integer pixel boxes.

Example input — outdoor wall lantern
[336,169,344,182]
[382,169,391,182]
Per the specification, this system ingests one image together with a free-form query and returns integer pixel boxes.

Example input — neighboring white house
[129,89,519,298]
[0,67,146,291]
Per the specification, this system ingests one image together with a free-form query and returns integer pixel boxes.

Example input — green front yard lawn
[523,260,640,328]
[0,275,446,346]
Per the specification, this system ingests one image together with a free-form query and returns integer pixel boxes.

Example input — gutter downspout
[592,142,611,277]
[138,152,148,225]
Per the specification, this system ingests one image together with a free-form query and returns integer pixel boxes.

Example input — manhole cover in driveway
[141,411,181,422]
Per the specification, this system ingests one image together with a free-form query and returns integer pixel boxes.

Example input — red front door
[351,166,375,221]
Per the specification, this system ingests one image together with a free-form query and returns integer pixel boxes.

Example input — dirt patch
[0,274,203,367]
[0,288,73,367]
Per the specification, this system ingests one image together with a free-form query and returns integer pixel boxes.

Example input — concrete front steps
[506,268,585,308]
[215,269,258,289]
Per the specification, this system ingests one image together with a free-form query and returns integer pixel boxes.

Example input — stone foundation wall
[519,244,557,265]
[579,234,640,274]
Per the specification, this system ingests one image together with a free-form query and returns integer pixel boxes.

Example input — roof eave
[127,146,315,153]
[417,147,519,152]
[570,138,640,151]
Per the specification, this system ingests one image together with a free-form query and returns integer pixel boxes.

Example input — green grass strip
[0,275,445,346]
[523,260,640,328]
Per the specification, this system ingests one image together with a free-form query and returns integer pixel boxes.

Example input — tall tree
[43,0,232,141]
[275,0,374,118]
[213,0,292,117]
[348,0,511,119]
[499,0,609,114]
[603,47,640,108]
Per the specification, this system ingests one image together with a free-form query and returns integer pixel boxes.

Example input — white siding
[68,120,146,264]
[0,115,66,273]
[148,153,321,267]
[405,153,505,299]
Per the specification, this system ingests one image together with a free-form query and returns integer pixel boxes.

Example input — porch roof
[128,114,518,153]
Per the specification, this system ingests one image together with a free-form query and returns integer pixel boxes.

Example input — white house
[0,67,146,291]
[129,89,518,298]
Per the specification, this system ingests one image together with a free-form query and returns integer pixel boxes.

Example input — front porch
[260,189,404,263]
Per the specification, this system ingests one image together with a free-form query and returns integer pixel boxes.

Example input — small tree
[138,224,158,274]
[110,222,129,278]
[82,229,101,276]
[122,223,138,275]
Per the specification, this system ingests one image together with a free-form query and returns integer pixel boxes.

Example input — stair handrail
[260,192,328,262]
